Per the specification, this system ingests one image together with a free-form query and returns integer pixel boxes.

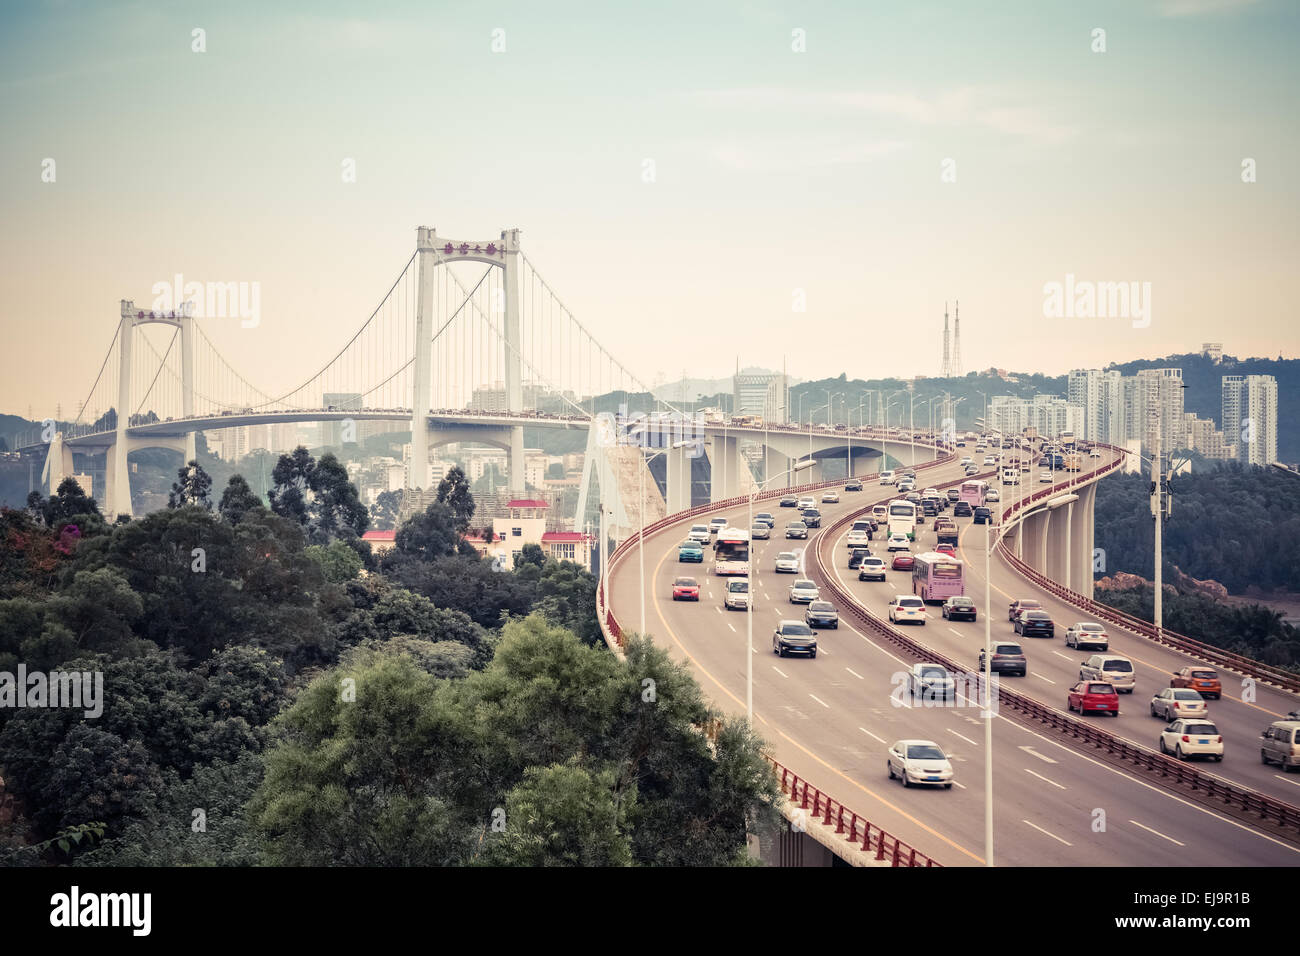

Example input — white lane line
[948,729,979,748]
[809,694,830,709]
[1052,651,1073,661]
[1022,819,1073,846]
[1024,768,1067,790]
[715,606,723,614]
[817,646,831,655]
[1274,775,1300,789]
[1032,672,1056,684]
[859,726,888,744]
[951,780,968,790]
[1018,745,1058,764]
[772,666,789,679]
[726,621,736,632]
[845,667,865,680]
[1128,820,1186,847]
[948,627,963,636]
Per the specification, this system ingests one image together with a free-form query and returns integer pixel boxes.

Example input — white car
[846,529,870,549]
[889,595,927,625]
[1064,622,1109,650]
[821,491,840,503]
[789,579,820,603]
[887,739,954,788]
[1039,471,1053,483]
[1089,449,1102,458]
[959,457,972,466]
[774,551,801,573]
[887,533,911,552]
[983,455,997,466]
[708,517,729,534]
[797,497,816,511]
[688,525,711,544]
[897,480,915,493]
[750,523,770,540]
[1150,687,1207,721]
[1158,719,1223,762]
[984,488,1000,502]
[922,487,940,499]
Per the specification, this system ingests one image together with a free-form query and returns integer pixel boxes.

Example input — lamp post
[747,457,816,722]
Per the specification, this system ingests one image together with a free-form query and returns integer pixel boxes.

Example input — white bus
[887,499,917,541]
[713,528,750,576]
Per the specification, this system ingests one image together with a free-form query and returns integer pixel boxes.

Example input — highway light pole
[984,491,995,867]
[748,457,816,723]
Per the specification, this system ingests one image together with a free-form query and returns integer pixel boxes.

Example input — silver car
[1079,654,1136,693]
[750,523,770,540]
[1150,687,1207,721]
[774,551,801,573]
[906,663,953,699]
[887,739,954,789]
[1064,622,1109,650]
[788,579,820,604]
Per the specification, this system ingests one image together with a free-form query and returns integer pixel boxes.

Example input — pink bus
[959,479,988,508]
[911,552,965,603]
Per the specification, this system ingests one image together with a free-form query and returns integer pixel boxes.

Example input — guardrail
[809,452,1300,836]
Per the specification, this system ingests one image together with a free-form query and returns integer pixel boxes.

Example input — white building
[1067,369,1125,445]
[1222,374,1278,466]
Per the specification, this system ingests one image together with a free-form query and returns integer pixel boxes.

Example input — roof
[361,530,396,541]
[542,532,586,542]
[508,498,548,509]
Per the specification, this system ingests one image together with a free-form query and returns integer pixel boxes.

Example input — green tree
[218,474,263,525]
[369,489,403,531]
[267,446,315,527]
[310,452,370,541]
[168,460,213,510]
[392,502,461,561]
[304,540,364,584]
[484,762,632,866]
[436,466,475,532]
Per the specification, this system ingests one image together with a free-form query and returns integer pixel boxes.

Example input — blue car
[678,541,704,563]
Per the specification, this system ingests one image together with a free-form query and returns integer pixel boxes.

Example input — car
[906,664,953,700]
[964,465,979,476]
[1170,666,1221,699]
[708,517,729,534]
[677,541,704,563]
[1260,719,1300,771]
[879,470,897,485]
[850,550,885,578]
[945,488,961,503]
[772,620,818,658]
[1150,687,1207,721]
[779,495,799,508]
[845,480,863,492]
[688,525,711,544]
[953,501,973,517]
[889,594,927,625]
[921,499,938,517]
[1089,449,1102,458]
[983,455,997,466]
[821,491,840,504]
[846,529,871,549]
[984,488,1000,502]
[960,457,972,466]
[1067,680,1120,716]
[805,601,839,629]
[847,547,872,570]
[1014,610,1055,638]
[723,578,752,610]
[887,739,954,788]
[801,508,822,528]
[941,595,977,621]
[750,523,770,540]
[671,576,700,601]
[922,487,939,499]
[886,532,910,552]
[972,506,991,524]
[754,512,776,528]
[1161,719,1224,762]
[788,579,820,603]
[774,551,801,573]
[891,552,915,571]
[1064,622,1109,650]
[897,480,915,493]
[1039,471,1053,483]
[979,641,1026,676]
[797,497,816,511]
[1008,599,1043,622]
[785,521,808,539]
[1079,654,1136,693]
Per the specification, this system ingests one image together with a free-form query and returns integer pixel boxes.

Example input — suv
[1014,610,1055,638]
[723,578,751,611]
[805,601,839,629]
[972,506,991,524]
[979,641,1026,677]
[1161,719,1223,762]
[773,620,818,658]
[953,501,973,517]
[888,595,926,625]
[847,547,872,570]
[801,508,822,528]
[1079,655,1136,693]
[1260,720,1300,771]
[858,556,887,581]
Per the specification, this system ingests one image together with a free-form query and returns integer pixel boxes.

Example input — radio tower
[940,302,952,378]
[952,300,963,377]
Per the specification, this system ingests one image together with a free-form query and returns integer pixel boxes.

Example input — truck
[934,518,959,546]
[1063,453,1082,472]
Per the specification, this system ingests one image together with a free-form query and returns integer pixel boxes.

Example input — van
[724,578,751,611]
[1079,655,1136,693]
[879,470,896,486]
[1260,720,1300,771]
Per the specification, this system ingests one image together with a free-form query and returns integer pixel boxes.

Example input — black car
[779,496,799,508]
[941,596,977,621]
[801,508,822,528]
[953,501,973,517]
[847,547,872,569]
[973,506,991,524]
[772,620,818,658]
[1015,610,1055,638]
[922,500,938,517]
[804,601,839,629]
[845,480,863,491]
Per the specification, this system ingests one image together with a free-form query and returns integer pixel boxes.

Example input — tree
[168,460,213,510]
[369,489,403,531]
[484,762,632,866]
[218,474,263,525]
[392,502,461,561]
[29,478,101,528]
[304,540,363,584]
[310,453,369,541]
[514,543,546,572]
[546,462,566,480]
[435,466,475,532]
[267,446,315,527]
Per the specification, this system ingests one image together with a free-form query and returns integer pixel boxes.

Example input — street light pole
[984,489,995,867]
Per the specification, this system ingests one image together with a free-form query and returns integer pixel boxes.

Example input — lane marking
[948,729,979,748]
[1018,745,1058,764]
[1024,768,1067,790]
[1022,819,1073,846]
[846,667,865,680]
[772,666,789,679]
[1032,672,1057,685]
[1273,774,1300,790]
[809,694,830,709]
[1128,820,1185,846]
[859,727,888,745]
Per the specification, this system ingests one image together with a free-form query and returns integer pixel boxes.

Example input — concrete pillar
[1081,482,1097,599]
[1045,506,1066,584]
[102,442,130,519]
[113,304,134,518]
[1036,510,1052,577]
[665,441,696,513]
[42,434,76,496]
[708,435,742,502]
[500,228,525,493]
[180,312,196,463]
[410,229,436,491]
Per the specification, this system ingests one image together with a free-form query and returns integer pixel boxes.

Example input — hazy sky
[2,0,1297,418]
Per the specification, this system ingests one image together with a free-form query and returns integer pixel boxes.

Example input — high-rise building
[732,369,788,423]
[1067,369,1125,444]
[1222,374,1278,466]
[1183,412,1229,459]
[1127,368,1185,453]
[989,394,1082,438]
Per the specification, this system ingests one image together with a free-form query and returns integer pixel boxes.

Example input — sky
[1,0,1297,419]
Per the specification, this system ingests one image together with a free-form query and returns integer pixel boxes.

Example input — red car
[891,553,915,571]
[934,543,956,556]
[1067,681,1119,716]
[1170,666,1222,700]
[671,576,700,601]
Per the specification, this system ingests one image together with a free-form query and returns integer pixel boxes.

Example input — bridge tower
[411,227,525,492]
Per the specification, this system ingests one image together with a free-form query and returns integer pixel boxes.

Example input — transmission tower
[940,303,951,378]
[952,300,963,377]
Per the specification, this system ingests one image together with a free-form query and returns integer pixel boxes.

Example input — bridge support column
[665,441,695,513]
[113,305,134,518]
[42,434,76,497]
[1075,481,1098,598]
[708,435,743,502]
[1045,506,1067,584]
[410,229,437,491]
[180,312,196,464]
[501,229,525,494]
[102,442,130,519]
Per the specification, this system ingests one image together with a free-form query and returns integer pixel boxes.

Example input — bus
[959,479,988,508]
[887,499,917,541]
[713,528,750,576]
[912,552,965,603]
